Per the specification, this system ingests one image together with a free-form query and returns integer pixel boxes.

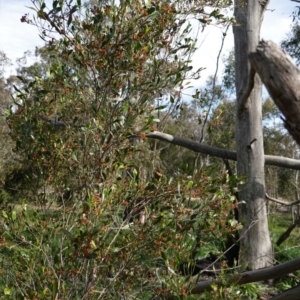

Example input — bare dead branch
[249,40,300,145]
[147,131,236,159]
[271,284,300,300]
[38,115,300,170]
[191,257,300,294]
[265,193,300,206]
[276,219,300,246]
[146,131,300,170]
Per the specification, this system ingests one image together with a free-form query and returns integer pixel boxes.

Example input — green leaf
[61,228,74,240]
[16,76,26,83]
[37,10,49,20]
[2,211,8,219]
[155,105,167,110]
[111,247,121,253]
[11,211,17,221]
[147,7,156,14]
[102,188,108,201]
[68,14,73,26]
[52,281,58,299]
[161,251,168,263]
[72,153,78,161]
[4,286,11,295]
[187,180,193,189]
[25,6,38,12]
[70,5,78,14]
[22,202,27,211]
[156,75,160,84]
[134,42,143,51]
[13,85,22,94]
[146,115,154,125]
[198,18,208,24]
[53,0,58,9]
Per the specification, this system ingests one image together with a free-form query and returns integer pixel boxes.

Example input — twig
[199,22,231,143]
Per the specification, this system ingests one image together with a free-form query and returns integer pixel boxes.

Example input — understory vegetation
[1,0,300,299]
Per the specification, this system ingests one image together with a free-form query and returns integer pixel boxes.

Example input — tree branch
[191,257,300,294]
[271,284,300,300]
[265,193,300,206]
[147,131,236,159]
[265,194,300,248]
[276,219,300,246]
[146,131,300,170]
[249,40,300,145]
[38,115,300,170]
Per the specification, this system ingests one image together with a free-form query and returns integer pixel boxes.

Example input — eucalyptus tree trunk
[233,0,273,270]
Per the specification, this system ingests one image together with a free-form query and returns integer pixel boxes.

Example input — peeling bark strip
[249,40,300,145]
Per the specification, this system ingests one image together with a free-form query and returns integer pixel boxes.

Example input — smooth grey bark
[233,0,273,270]
[146,131,300,170]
